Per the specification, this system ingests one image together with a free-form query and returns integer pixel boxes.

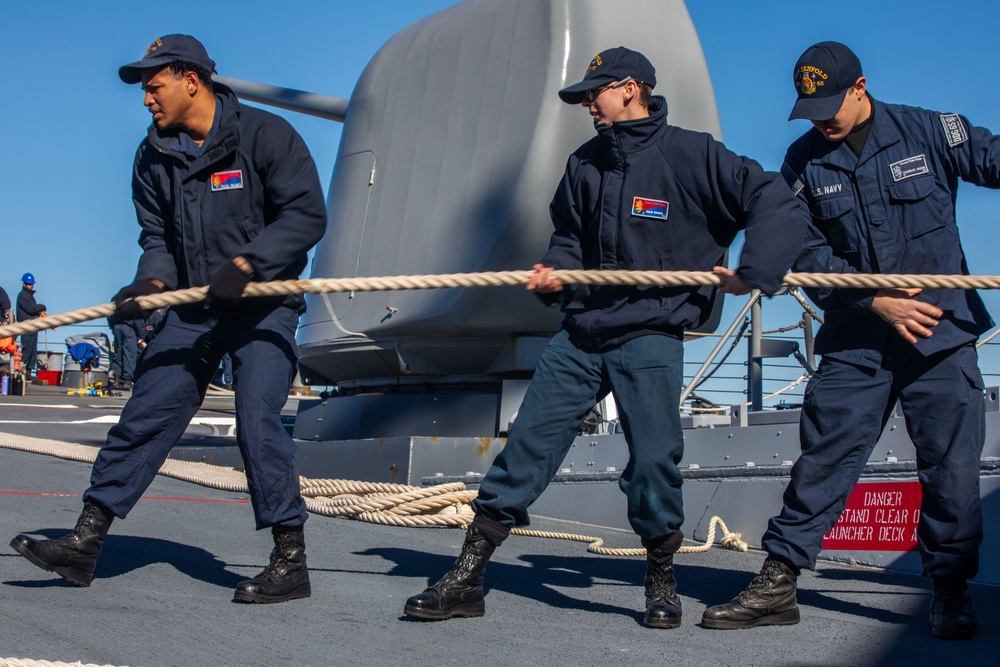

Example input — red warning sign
[822,481,921,551]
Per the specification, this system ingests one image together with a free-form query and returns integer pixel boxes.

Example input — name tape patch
[631,197,669,220]
[940,113,968,148]
[211,170,244,191]
[889,154,929,182]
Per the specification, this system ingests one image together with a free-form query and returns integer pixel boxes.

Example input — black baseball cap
[119,34,216,84]
[558,46,656,104]
[788,41,863,121]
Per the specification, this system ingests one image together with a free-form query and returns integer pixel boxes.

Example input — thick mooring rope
[2,269,999,339]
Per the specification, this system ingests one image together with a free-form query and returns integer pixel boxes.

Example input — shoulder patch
[780,162,805,197]
[940,113,968,148]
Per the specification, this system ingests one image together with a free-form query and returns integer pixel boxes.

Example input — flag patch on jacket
[211,170,244,191]
[631,197,669,220]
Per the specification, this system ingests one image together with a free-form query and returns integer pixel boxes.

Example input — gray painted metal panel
[297,0,721,386]
[292,392,502,440]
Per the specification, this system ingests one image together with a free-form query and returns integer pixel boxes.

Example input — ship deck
[1,387,997,667]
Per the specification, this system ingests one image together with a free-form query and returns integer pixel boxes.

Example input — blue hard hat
[21,272,35,285]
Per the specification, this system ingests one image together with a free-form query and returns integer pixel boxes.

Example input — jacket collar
[145,82,241,169]
[810,98,901,171]
[596,95,668,164]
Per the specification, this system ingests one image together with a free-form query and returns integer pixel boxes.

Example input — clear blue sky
[3,1,1000,387]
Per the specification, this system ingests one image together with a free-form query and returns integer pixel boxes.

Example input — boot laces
[643,550,676,603]
[736,560,785,604]
[254,548,290,582]
[433,535,491,590]
[73,504,106,535]
[646,565,674,595]
[935,584,973,616]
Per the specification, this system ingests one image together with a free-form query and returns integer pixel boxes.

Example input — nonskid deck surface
[0,391,998,666]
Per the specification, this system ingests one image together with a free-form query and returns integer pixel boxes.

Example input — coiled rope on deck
[0,432,747,553]
[3,269,1000,339]
[511,515,747,556]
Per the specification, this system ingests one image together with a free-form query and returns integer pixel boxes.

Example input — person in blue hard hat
[15,273,46,380]
[404,46,806,628]
[9,34,327,604]
[702,41,998,641]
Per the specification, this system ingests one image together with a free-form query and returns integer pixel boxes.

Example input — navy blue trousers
[20,331,37,376]
[763,341,985,580]
[111,322,138,381]
[85,304,307,529]
[473,329,685,540]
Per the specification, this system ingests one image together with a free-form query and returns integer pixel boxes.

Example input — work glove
[207,261,253,309]
[113,279,164,322]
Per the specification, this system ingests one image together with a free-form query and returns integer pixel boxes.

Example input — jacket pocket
[887,176,944,239]
[658,251,672,307]
[810,195,857,253]
[239,216,257,244]
[961,358,985,392]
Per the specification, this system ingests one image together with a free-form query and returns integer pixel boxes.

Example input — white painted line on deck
[0,403,79,409]
[0,415,121,425]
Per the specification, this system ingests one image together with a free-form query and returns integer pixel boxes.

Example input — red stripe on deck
[0,490,249,504]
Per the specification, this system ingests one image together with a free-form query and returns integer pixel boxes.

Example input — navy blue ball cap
[558,46,656,104]
[788,41,863,121]
[119,34,216,84]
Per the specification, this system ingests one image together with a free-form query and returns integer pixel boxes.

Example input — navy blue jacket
[785,99,998,366]
[130,83,326,305]
[542,96,806,349]
[16,287,45,322]
[0,287,10,320]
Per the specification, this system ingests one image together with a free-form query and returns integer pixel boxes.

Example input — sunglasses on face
[582,76,634,104]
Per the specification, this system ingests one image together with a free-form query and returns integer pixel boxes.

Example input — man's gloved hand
[113,279,164,322]
[207,260,253,308]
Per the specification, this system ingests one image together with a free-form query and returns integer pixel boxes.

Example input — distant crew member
[9,34,327,603]
[403,46,806,628]
[0,283,11,323]
[107,300,145,391]
[702,41,998,641]
[16,273,46,379]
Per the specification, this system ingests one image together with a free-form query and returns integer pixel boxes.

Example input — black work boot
[404,523,500,620]
[9,500,114,587]
[929,578,977,640]
[643,547,682,628]
[701,557,800,629]
[234,525,311,604]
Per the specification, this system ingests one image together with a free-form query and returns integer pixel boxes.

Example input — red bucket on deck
[36,370,62,386]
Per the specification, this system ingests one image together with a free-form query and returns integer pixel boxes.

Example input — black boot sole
[644,615,682,629]
[701,608,800,629]
[233,581,311,604]
[930,621,977,640]
[9,535,94,587]
[404,599,486,620]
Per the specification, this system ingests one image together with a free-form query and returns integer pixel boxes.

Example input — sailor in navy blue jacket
[9,35,325,604]
[787,100,996,365]
[543,95,806,349]
[703,41,995,640]
[404,47,805,628]
[130,83,325,304]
